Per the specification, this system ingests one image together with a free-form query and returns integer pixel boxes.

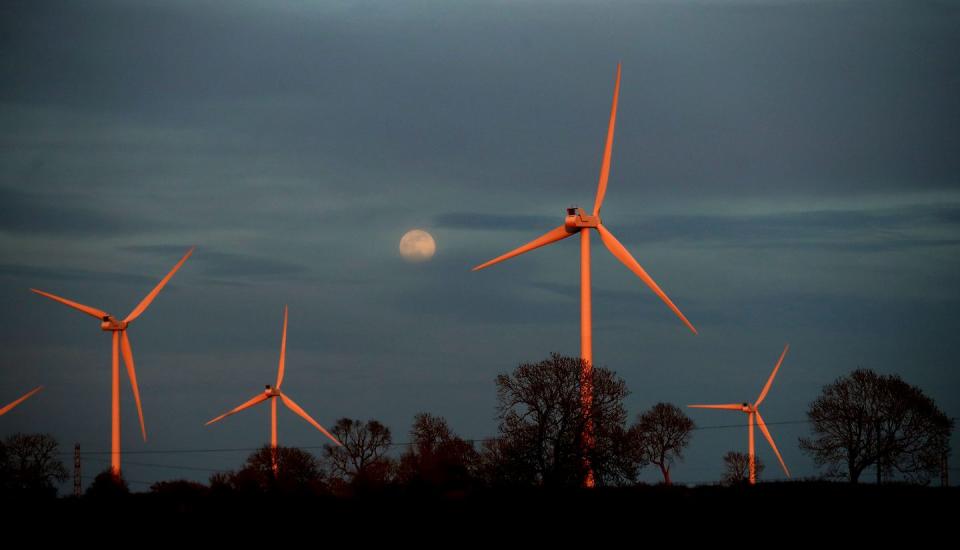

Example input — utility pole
[74,443,81,497]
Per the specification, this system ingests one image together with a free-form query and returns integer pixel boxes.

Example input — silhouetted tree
[150,479,210,498]
[0,433,68,496]
[477,436,527,487]
[86,468,130,498]
[397,413,480,492]
[490,353,634,487]
[629,403,695,485]
[213,446,326,494]
[799,369,953,484]
[722,451,764,485]
[324,418,394,490]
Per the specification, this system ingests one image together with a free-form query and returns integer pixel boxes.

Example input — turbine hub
[264,385,280,397]
[100,316,128,331]
[564,207,600,231]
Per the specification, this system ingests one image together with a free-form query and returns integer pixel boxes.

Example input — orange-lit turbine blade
[123,247,195,323]
[276,306,288,389]
[279,394,342,446]
[755,344,790,407]
[0,386,44,416]
[688,404,743,410]
[472,225,574,272]
[755,410,790,477]
[592,62,622,217]
[120,331,147,441]
[30,289,108,320]
[205,393,270,426]
[596,224,697,334]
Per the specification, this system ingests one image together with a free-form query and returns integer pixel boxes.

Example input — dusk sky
[1,0,958,489]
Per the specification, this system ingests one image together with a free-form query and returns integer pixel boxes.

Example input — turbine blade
[280,394,342,446]
[120,331,147,441]
[472,225,573,272]
[688,404,743,410]
[593,62,621,217]
[755,411,790,477]
[755,344,790,406]
[123,247,195,323]
[597,224,697,334]
[205,393,270,426]
[30,289,108,320]
[0,386,44,416]
[276,306,288,389]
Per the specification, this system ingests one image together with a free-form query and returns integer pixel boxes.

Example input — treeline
[0,354,953,498]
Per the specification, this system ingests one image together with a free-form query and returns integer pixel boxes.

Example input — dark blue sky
[1,0,958,489]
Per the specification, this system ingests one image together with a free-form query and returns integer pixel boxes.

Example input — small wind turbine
[472,63,697,487]
[689,344,792,484]
[0,386,43,416]
[205,306,342,474]
[31,247,194,475]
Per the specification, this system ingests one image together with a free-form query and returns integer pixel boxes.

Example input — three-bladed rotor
[205,306,343,451]
[30,246,195,449]
[689,344,792,481]
[472,63,696,335]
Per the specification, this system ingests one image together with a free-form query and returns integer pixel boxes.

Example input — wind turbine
[31,247,194,475]
[205,306,342,474]
[472,63,697,487]
[0,386,44,417]
[688,344,791,484]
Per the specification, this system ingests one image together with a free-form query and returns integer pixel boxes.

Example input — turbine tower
[31,247,194,476]
[0,386,44,416]
[206,306,342,474]
[689,344,792,484]
[472,63,697,487]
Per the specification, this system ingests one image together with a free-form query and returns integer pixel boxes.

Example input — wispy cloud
[122,245,309,282]
[437,203,960,252]
[0,188,159,237]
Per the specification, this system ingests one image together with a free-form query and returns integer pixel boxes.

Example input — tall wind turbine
[31,247,194,475]
[472,63,697,487]
[206,306,342,474]
[689,344,791,484]
[0,386,44,417]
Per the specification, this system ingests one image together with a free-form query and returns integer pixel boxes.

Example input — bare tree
[397,413,479,490]
[799,369,953,484]
[491,353,634,487]
[324,418,394,488]
[722,451,764,485]
[213,445,325,494]
[629,403,695,485]
[0,433,68,496]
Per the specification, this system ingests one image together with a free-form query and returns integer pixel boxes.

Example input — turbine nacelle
[100,316,128,332]
[264,385,281,397]
[564,207,600,232]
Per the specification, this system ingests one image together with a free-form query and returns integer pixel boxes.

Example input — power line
[59,418,819,456]
[58,416,960,456]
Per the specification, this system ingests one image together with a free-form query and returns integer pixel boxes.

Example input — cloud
[434,212,557,232]
[437,203,960,252]
[0,187,156,237]
[122,245,309,282]
[0,263,155,286]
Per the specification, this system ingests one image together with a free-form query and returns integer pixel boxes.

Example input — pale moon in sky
[399,229,437,262]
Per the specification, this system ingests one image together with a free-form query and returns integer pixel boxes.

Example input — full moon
[399,229,437,262]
